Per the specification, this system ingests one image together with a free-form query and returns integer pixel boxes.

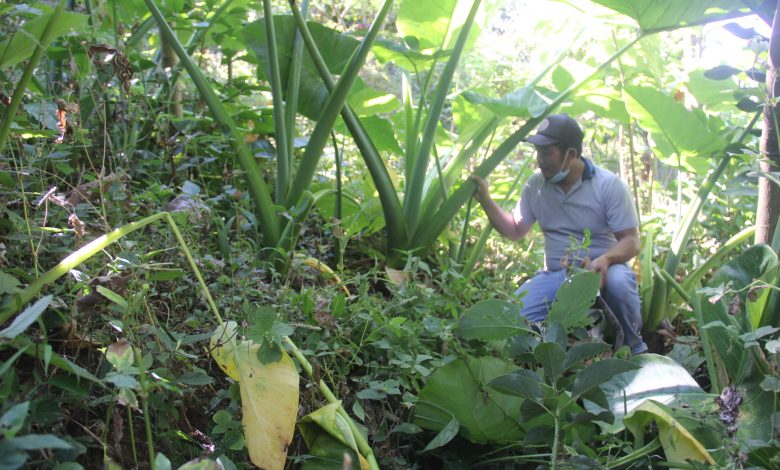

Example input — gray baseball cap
[526,114,584,146]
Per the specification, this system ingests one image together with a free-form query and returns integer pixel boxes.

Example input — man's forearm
[478,197,528,241]
[599,231,640,265]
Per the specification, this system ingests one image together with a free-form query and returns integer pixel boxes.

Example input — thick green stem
[403,0,482,238]
[261,0,291,204]
[286,0,393,210]
[551,409,561,470]
[144,0,280,247]
[691,293,720,393]
[0,1,65,152]
[283,336,379,470]
[287,0,406,257]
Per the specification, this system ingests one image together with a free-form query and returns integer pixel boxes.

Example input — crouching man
[472,114,647,354]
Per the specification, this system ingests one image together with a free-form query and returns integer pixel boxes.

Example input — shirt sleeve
[605,177,639,232]
[512,182,537,226]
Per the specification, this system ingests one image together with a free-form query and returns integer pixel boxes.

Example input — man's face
[535,144,567,180]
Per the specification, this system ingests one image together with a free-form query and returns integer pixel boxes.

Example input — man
[473,113,647,354]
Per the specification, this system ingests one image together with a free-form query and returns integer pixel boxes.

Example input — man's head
[527,114,583,183]
[527,114,583,157]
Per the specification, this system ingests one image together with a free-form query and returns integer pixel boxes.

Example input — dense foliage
[2,0,780,468]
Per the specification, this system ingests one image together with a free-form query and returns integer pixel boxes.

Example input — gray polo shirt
[512,159,638,272]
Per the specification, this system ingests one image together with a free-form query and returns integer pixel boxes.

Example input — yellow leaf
[210,321,299,470]
[625,400,715,467]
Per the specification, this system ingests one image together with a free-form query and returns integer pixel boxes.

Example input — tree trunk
[757,3,780,245]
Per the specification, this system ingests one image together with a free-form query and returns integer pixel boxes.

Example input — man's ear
[567,147,579,159]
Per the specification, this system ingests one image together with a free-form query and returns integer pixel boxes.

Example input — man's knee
[603,264,638,298]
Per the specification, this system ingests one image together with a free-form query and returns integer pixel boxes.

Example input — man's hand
[470,175,490,203]
[587,255,609,287]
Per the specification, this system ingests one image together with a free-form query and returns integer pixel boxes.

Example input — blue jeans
[514,264,648,354]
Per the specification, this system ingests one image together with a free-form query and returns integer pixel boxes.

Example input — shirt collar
[582,158,595,180]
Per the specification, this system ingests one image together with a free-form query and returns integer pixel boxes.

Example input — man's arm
[472,176,533,241]
[588,227,640,279]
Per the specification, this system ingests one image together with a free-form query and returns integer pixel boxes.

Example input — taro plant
[412,271,655,468]
[282,0,764,271]
[144,0,393,272]
[587,244,780,468]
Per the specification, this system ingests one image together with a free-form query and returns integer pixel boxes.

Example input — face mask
[547,148,572,184]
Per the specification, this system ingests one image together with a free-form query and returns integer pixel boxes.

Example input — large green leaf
[489,369,545,403]
[413,356,523,444]
[686,69,740,112]
[462,87,549,119]
[244,16,360,120]
[592,0,752,32]
[534,342,566,384]
[696,246,778,387]
[584,354,706,433]
[623,85,725,172]
[571,359,639,401]
[0,11,88,69]
[706,244,779,329]
[546,271,601,329]
[456,300,533,341]
[563,81,630,123]
[738,382,777,450]
[396,0,484,53]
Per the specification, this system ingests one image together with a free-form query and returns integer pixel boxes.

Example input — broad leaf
[584,354,705,433]
[396,0,486,53]
[244,16,360,120]
[564,342,612,370]
[686,69,740,113]
[571,358,639,401]
[624,400,717,466]
[462,87,549,119]
[534,342,566,384]
[297,402,369,470]
[623,85,725,172]
[738,382,777,450]
[0,402,29,439]
[210,321,299,470]
[457,300,533,341]
[697,245,779,385]
[489,369,544,402]
[0,12,89,69]
[177,459,223,470]
[413,356,523,444]
[422,418,459,452]
[592,0,752,32]
[106,339,135,373]
[547,271,601,329]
